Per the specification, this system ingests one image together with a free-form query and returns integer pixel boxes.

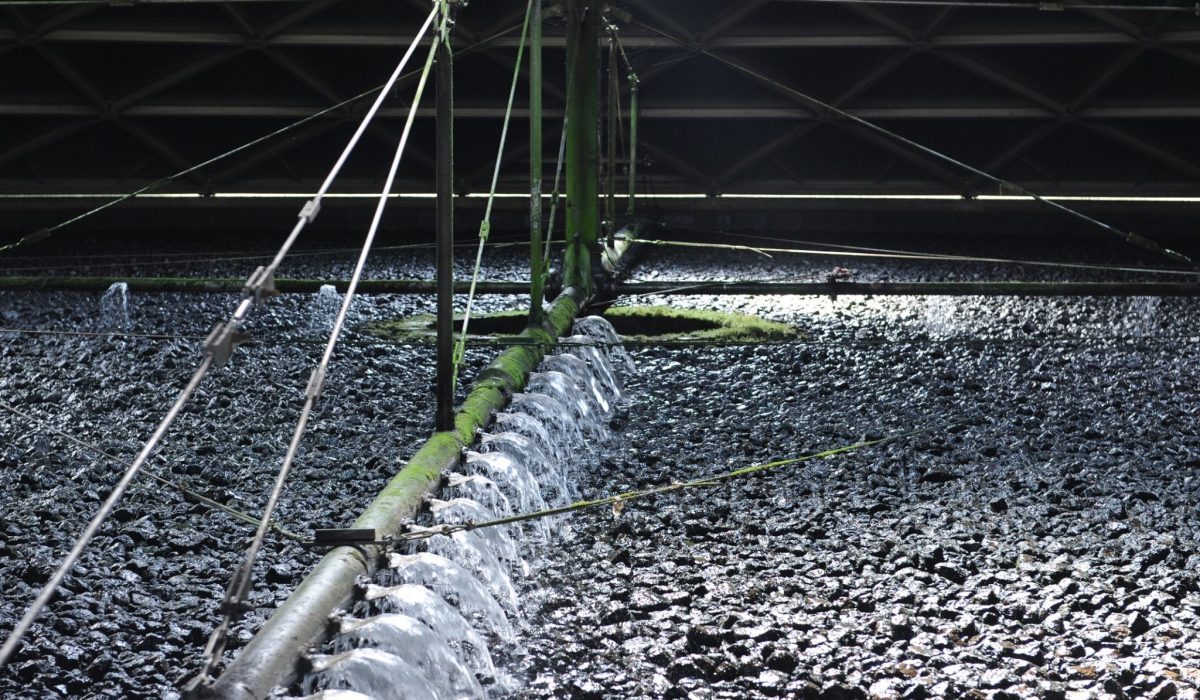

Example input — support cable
[0,400,304,541]
[451,0,535,393]
[190,8,444,686]
[0,12,438,672]
[766,0,1198,12]
[630,18,1196,269]
[604,28,620,246]
[631,236,1199,277]
[608,28,639,224]
[380,421,955,545]
[0,328,207,340]
[454,333,1200,349]
[0,238,546,274]
[541,26,581,281]
[543,109,570,276]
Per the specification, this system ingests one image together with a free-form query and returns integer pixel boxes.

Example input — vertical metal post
[435,2,455,432]
[605,34,618,247]
[529,0,545,327]
[627,75,638,223]
[563,0,599,297]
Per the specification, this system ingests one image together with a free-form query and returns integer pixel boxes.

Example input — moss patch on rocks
[362,305,801,344]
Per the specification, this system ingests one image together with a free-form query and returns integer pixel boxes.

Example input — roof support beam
[0,119,100,170]
[835,122,966,191]
[641,138,715,192]
[7,103,1200,120]
[1082,122,1200,181]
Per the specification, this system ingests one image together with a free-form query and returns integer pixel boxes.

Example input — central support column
[563,0,600,298]
[529,0,545,327]
[435,6,455,432]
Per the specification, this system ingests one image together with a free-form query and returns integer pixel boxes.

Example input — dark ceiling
[2,0,1199,239]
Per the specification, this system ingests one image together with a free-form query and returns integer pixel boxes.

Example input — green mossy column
[563,0,599,296]
[529,0,545,327]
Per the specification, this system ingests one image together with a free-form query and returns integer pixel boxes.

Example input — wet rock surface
[0,235,523,699]
[514,248,1200,698]
[2,233,1200,698]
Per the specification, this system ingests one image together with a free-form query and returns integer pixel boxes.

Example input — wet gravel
[3,233,1200,698]
[0,244,523,699]
[517,290,1200,699]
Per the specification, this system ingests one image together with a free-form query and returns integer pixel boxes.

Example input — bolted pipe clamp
[203,323,250,369]
[299,199,321,224]
[242,266,279,305]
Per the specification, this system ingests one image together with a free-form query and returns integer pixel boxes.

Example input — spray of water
[98,282,129,332]
[302,317,635,698]
[309,284,342,334]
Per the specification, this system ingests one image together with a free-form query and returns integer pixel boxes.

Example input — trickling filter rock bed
[516,290,1200,699]
[1,234,1199,698]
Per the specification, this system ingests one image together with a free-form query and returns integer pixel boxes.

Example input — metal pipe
[563,0,600,296]
[201,285,588,699]
[198,178,644,696]
[529,0,545,327]
[627,76,639,223]
[605,33,618,247]
[435,6,455,433]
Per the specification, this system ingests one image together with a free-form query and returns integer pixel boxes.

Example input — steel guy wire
[0,230,1189,276]
[0,327,207,341]
[630,18,1196,269]
[471,334,1200,348]
[773,0,1198,11]
[0,239,556,274]
[452,0,535,394]
[259,7,439,281]
[628,235,1200,278]
[0,12,438,671]
[542,46,576,277]
[672,226,1199,278]
[385,420,955,546]
[5,324,1195,349]
[0,233,553,262]
[194,8,444,684]
[0,400,305,541]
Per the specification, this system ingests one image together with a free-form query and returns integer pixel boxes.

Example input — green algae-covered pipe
[198,286,584,700]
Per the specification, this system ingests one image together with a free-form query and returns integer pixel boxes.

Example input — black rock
[934,563,968,585]
[918,470,958,484]
[764,650,798,673]
[685,625,723,651]
[1128,611,1152,636]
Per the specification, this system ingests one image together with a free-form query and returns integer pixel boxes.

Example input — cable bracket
[299,198,321,224]
[305,367,327,402]
[243,265,279,305]
[203,322,250,369]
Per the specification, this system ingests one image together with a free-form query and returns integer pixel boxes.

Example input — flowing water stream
[298,317,631,699]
